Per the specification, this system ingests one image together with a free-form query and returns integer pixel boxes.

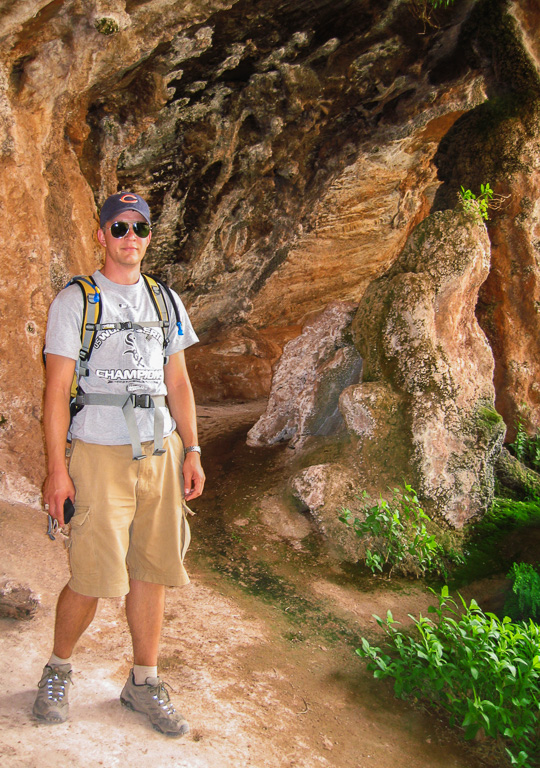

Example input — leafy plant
[359,587,540,767]
[505,563,540,622]
[509,419,540,473]
[340,484,463,578]
[458,183,494,221]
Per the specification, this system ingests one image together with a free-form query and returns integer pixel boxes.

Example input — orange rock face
[431,0,540,442]
[479,170,540,441]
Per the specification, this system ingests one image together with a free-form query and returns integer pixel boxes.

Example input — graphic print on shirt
[123,332,144,366]
[93,326,165,394]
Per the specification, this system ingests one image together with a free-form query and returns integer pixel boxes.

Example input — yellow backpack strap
[141,274,170,346]
[143,273,184,337]
[66,276,102,400]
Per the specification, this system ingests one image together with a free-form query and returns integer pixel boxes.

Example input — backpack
[64,273,184,460]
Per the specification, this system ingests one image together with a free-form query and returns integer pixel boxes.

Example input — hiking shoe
[120,671,189,737]
[33,664,73,723]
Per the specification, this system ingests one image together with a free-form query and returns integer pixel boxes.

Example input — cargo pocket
[68,505,98,578]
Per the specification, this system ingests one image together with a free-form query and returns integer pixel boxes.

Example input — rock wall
[0,0,539,516]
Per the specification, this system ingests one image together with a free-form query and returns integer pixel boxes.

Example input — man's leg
[121,578,189,737]
[53,583,99,658]
[33,583,98,723]
[125,578,164,665]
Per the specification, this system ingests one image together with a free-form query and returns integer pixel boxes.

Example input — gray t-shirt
[45,271,199,445]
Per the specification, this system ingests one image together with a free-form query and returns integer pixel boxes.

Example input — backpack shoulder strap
[142,273,184,337]
[65,275,102,398]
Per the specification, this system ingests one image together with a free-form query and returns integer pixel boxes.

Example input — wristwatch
[184,445,201,456]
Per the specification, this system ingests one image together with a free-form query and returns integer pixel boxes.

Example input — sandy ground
[0,404,498,768]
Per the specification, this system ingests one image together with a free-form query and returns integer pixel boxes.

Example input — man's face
[97,210,152,269]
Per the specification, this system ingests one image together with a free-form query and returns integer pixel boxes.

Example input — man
[34,192,205,736]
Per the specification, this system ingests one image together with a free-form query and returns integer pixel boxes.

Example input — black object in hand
[46,498,76,541]
[64,498,75,524]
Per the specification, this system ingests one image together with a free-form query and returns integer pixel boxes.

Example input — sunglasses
[106,221,152,239]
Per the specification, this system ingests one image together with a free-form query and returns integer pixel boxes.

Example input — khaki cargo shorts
[67,431,191,598]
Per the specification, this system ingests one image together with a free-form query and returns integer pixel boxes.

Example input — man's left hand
[183,452,205,500]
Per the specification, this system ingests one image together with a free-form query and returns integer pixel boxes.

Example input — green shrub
[505,563,540,622]
[340,484,463,578]
[358,587,540,767]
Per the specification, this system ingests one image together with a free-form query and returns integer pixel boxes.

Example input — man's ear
[97,228,106,247]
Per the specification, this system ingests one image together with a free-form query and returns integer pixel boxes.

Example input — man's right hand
[43,468,75,526]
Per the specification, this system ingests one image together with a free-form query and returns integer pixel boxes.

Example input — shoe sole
[32,709,68,724]
[120,697,189,737]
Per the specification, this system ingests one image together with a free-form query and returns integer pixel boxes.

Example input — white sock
[133,664,158,685]
[48,652,72,669]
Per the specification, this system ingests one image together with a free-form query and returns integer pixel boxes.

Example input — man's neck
[100,262,142,285]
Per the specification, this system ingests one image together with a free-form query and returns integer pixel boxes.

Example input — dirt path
[0,404,497,768]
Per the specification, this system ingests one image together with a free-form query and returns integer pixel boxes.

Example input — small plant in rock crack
[458,183,494,221]
[358,587,540,768]
[340,484,462,579]
[410,0,457,30]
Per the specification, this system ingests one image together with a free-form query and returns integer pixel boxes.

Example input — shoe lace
[148,679,176,716]
[39,668,73,702]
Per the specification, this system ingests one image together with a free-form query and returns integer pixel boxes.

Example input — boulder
[0,579,39,621]
[247,302,362,447]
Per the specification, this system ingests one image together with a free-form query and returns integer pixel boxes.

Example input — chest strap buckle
[130,394,152,408]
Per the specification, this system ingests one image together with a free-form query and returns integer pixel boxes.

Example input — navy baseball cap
[99,192,151,227]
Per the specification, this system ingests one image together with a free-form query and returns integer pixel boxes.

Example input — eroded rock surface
[0,0,487,501]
